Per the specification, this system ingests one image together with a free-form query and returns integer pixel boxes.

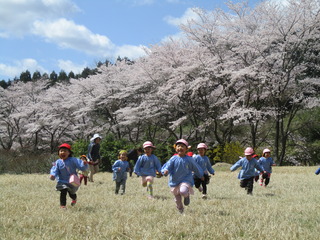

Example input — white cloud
[57,60,87,74]
[164,8,200,27]
[0,59,47,79]
[114,45,147,60]
[32,18,115,57]
[161,8,200,43]
[0,0,79,37]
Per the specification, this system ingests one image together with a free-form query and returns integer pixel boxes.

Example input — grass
[1,166,320,239]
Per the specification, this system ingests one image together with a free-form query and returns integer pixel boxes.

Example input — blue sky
[0,0,264,81]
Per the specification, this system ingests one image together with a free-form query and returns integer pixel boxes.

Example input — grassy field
[1,165,320,240]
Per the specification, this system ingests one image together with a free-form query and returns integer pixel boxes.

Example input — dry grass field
[1,165,320,240]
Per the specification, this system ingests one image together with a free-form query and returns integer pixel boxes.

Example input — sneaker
[184,196,190,206]
[60,206,67,210]
[71,200,77,206]
[198,186,203,192]
[147,195,154,200]
[202,194,207,199]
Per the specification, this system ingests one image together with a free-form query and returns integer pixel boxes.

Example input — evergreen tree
[20,70,32,83]
[32,71,41,81]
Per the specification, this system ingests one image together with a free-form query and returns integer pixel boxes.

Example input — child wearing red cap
[49,143,88,209]
[134,141,162,199]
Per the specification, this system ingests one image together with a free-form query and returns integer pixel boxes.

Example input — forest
[0,0,320,172]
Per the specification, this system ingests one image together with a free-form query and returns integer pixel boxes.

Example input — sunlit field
[1,165,320,240]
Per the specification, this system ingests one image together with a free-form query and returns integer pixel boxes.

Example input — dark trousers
[264,177,270,186]
[240,177,254,194]
[115,179,126,194]
[194,174,210,194]
[60,189,77,206]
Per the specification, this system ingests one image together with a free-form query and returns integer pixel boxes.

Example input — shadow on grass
[154,195,170,200]
[264,193,275,197]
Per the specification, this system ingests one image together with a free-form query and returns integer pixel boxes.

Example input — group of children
[49,140,275,213]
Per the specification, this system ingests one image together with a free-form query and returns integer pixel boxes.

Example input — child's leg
[115,181,121,194]
[180,183,191,206]
[121,179,126,194]
[146,176,154,197]
[202,174,210,195]
[265,173,271,186]
[259,173,264,186]
[202,181,207,195]
[60,189,68,207]
[141,176,147,187]
[84,176,88,185]
[246,177,254,194]
[68,190,77,201]
[240,179,248,189]
[171,186,184,212]
[79,174,84,184]
[194,177,201,189]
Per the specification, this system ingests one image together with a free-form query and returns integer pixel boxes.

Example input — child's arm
[230,159,242,172]
[206,157,215,175]
[190,158,204,180]
[49,162,57,180]
[161,158,172,176]
[133,156,143,176]
[76,158,88,171]
[112,161,121,172]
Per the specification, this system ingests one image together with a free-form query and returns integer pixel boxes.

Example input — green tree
[58,70,68,82]
[32,71,41,81]
[20,70,31,83]
[68,71,75,79]
[49,71,58,86]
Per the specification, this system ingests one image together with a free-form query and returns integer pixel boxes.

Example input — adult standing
[87,133,102,182]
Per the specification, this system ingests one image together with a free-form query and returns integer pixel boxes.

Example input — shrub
[213,142,244,164]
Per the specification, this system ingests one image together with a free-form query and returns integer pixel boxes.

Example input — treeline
[0,57,133,89]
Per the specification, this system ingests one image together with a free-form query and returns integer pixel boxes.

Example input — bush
[213,142,244,164]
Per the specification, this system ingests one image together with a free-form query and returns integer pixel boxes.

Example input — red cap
[58,143,71,150]
[187,152,193,157]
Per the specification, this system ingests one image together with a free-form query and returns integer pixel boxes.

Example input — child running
[193,143,215,199]
[162,139,204,214]
[49,143,88,209]
[230,147,265,195]
[134,141,162,199]
[112,150,130,195]
[258,149,276,187]
[78,155,89,185]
